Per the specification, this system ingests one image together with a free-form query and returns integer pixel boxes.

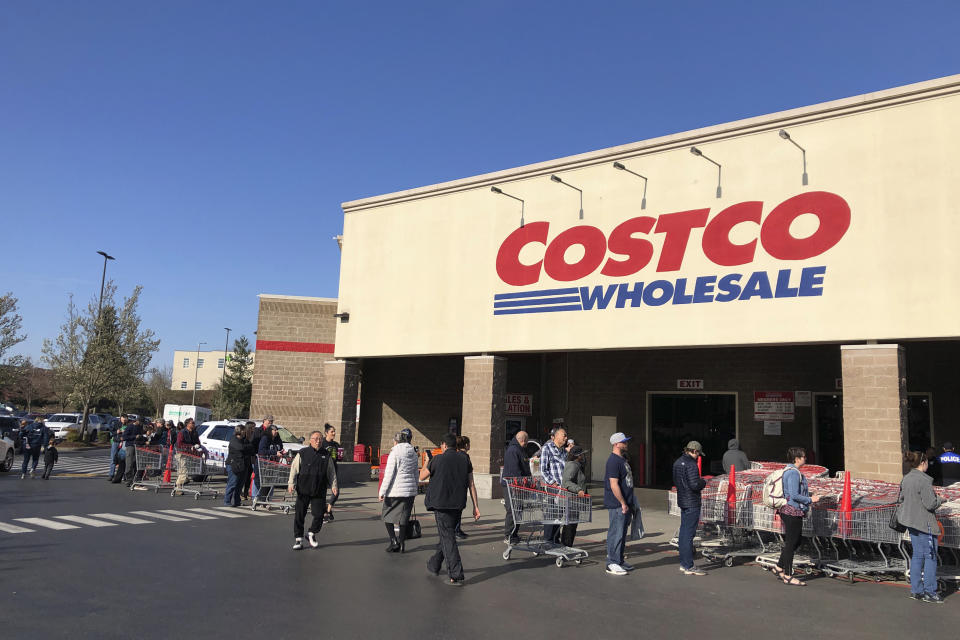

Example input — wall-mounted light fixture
[333,312,350,323]
[549,174,583,219]
[690,147,722,198]
[490,186,526,227]
[778,129,808,186]
[612,161,648,210]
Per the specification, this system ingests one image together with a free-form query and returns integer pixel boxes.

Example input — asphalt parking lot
[0,451,956,640]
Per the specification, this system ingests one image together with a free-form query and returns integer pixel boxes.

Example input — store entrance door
[650,393,736,486]
[907,393,933,451]
[814,394,844,476]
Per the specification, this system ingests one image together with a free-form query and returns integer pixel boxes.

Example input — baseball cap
[686,440,704,454]
[610,432,631,445]
[263,414,275,421]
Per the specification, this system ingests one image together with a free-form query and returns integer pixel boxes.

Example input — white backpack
[762,468,788,508]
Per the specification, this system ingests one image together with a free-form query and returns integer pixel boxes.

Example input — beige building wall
[171,349,256,392]
[335,75,960,358]
[249,294,338,437]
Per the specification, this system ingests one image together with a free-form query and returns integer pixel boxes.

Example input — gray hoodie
[722,438,750,473]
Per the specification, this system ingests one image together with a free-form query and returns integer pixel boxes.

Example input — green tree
[213,336,253,419]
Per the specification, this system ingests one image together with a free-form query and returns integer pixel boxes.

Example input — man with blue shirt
[604,432,636,576]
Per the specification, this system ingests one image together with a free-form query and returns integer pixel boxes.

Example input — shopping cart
[130,446,174,493]
[502,477,591,567]
[251,455,294,513]
[696,482,768,567]
[171,451,219,499]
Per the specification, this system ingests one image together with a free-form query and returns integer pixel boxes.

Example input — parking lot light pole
[192,341,206,405]
[220,328,231,416]
[96,250,115,320]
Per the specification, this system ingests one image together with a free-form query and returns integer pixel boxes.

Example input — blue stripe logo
[493,287,583,315]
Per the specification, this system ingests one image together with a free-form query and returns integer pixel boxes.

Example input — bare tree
[0,292,27,391]
[146,365,173,416]
[43,284,159,438]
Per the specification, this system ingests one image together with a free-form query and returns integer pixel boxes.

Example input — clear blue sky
[3,1,958,368]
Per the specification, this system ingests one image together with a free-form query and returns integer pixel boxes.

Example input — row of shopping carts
[129,447,296,512]
[668,463,960,588]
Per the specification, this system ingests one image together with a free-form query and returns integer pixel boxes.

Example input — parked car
[0,434,15,472]
[0,415,23,452]
[45,413,82,440]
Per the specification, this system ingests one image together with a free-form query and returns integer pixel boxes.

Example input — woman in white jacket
[379,428,420,552]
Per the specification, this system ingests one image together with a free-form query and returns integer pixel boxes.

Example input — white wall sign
[677,379,704,390]
[754,391,795,421]
[505,393,532,416]
[764,420,782,436]
[795,391,811,407]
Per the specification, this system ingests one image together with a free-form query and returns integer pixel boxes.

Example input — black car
[0,415,23,452]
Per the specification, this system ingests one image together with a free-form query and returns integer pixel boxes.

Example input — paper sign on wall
[795,391,811,407]
[505,393,532,416]
[754,391,795,421]
[764,421,782,436]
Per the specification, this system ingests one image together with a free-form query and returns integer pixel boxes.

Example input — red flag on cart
[839,471,853,536]
[726,465,737,525]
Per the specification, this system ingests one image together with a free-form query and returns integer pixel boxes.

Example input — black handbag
[889,489,907,533]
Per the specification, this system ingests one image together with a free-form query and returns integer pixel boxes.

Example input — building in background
[170,349,255,392]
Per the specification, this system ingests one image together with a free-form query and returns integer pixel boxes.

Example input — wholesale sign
[493,191,849,315]
[754,391,795,422]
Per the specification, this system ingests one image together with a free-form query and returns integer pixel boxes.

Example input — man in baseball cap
[603,432,636,576]
[673,440,707,575]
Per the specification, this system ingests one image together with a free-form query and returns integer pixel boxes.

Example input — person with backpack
[897,450,945,603]
[286,431,339,550]
[773,447,821,586]
[672,440,707,576]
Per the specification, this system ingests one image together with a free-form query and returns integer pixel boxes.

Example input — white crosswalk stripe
[129,510,189,522]
[55,515,118,527]
[49,454,112,476]
[156,509,217,520]
[0,522,35,533]
[88,513,154,525]
[186,507,247,519]
[15,517,80,530]
[213,507,275,516]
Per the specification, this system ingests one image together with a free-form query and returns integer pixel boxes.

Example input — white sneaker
[292,538,303,550]
[307,532,319,548]
[606,563,628,576]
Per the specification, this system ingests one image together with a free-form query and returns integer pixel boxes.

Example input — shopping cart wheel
[283,506,291,514]
[502,549,511,560]
[555,557,564,568]
[723,556,735,568]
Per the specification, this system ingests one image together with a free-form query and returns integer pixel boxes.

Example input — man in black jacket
[420,433,480,585]
[673,441,707,575]
[286,431,339,550]
[501,431,530,544]
[122,419,143,487]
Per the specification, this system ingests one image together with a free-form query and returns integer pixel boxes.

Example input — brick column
[322,360,361,461]
[462,355,507,499]
[840,344,907,483]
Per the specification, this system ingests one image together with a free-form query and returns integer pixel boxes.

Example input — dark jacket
[121,423,142,446]
[22,423,49,449]
[291,446,335,498]
[672,454,706,508]
[721,439,750,473]
[226,435,253,474]
[501,438,530,484]
[898,468,944,532]
[176,427,201,452]
[258,433,284,457]
[425,449,471,511]
[44,446,59,465]
[940,451,960,486]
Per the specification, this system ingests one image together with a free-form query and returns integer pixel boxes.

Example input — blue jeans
[606,507,633,566]
[224,467,241,506]
[678,506,700,570]
[21,447,40,474]
[908,526,938,595]
[109,441,119,477]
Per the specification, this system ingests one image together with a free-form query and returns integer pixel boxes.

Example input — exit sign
[677,379,704,390]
